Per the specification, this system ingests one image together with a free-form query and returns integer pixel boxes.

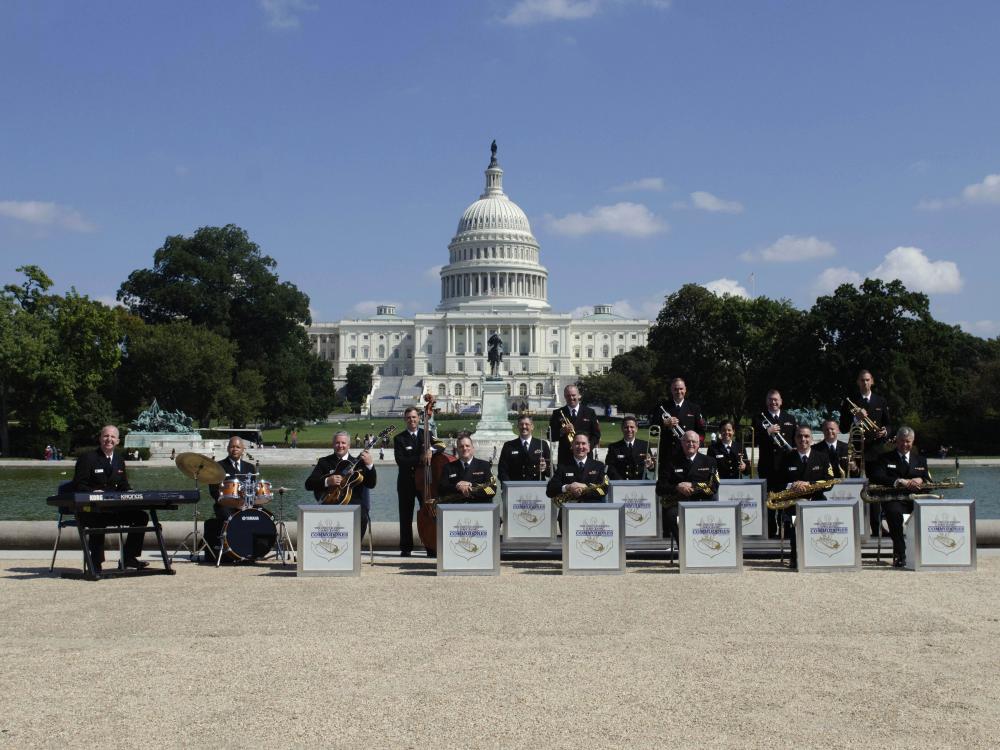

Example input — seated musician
[605,415,655,481]
[436,433,496,502]
[656,430,720,541]
[707,419,748,480]
[778,424,835,569]
[498,415,551,484]
[546,433,608,502]
[305,431,376,537]
[816,419,849,478]
[208,436,257,522]
[868,426,929,568]
[72,425,148,571]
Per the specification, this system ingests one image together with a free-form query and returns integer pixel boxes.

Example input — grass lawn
[260,416,634,447]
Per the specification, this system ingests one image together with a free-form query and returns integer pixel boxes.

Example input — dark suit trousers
[882,499,913,559]
[397,479,420,552]
[76,508,149,563]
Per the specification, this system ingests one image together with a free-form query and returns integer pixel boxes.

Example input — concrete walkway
[1,555,998,748]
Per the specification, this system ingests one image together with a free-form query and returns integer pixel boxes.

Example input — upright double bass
[414,393,456,556]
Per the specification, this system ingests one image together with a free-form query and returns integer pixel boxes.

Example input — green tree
[1,266,123,455]
[114,319,239,427]
[344,364,374,405]
[117,225,335,424]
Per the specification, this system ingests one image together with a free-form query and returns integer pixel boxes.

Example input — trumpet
[660,405,684,439]
[845,398,880,433]
[760,413,793,451]
[560,411,576,442]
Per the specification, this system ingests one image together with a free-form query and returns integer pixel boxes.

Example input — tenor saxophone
[766,479,843,510]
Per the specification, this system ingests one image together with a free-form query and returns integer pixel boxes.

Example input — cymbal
[175,452,225,483]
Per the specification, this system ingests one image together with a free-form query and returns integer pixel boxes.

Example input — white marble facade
[308,150,650,413]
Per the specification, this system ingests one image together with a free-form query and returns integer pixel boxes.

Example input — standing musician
[816,419,850,478]
[708,419,748,480]
[208,436,257,522]
[305,431,376,537]
[605,415,655,481]
[656,430,720,541]
[839,369,892,535]
[753,389,797,536]
[72,425,148,571]
[498,415,551,483]
[546,434,609,502]
[394,406,434,557]
[437,434,497,502]
[778,424,835,569]
[658,378,706,462]
[868,426,929,568]
[549,384,601,466]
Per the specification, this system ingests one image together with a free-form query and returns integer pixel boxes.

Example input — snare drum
[220,507,277,562]
[254,479,273,505]
[218,478,244,509]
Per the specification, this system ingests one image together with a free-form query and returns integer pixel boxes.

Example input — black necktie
[801,454,808,468]
[571,409,577,418]
[577,461,585,470]
[523,441,530,452]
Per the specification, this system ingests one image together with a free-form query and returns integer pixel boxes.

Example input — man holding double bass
[394,406,434,557]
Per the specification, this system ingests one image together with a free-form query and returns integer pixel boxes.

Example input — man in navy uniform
[815,419,850,478]
[549,384,600,466]
[305,431,377,537]
[840,369,892,536]
[546,434,608,502]
[437,434,496,502]
[208,436,257,521]
[656,430,719,541]
[658,378,706,463]
[605,415,655,481]
[778,424,835,569]
[753,389,797,535]
[498,414,551,484]
[394,406,434,557]
[869,426,929,568]
[72,425,148,570]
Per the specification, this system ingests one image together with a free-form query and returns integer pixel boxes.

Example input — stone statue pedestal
[472,379,515,459]
[124,432,217,460]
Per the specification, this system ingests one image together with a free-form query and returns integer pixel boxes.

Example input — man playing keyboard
[72,425,148,570]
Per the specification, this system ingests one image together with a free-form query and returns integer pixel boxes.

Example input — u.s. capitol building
[308,146,650,415]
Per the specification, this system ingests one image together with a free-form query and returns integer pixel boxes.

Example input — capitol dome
[437,143,550,312]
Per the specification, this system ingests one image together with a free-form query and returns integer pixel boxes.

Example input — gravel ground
[2,556,998,749]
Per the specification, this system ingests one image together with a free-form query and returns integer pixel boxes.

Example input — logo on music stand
[928,513,966,556]
[448,518,488,560]
[621,494,652,528]
[512,496,546,530]
[691,514,731,558]
[575,516,614,559]
[310,519,349,560]
[808,514,849,557]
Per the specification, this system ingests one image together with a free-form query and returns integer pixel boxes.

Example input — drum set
[172,452,295,566]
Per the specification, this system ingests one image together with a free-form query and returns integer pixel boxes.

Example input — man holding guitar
[305,430,379,538]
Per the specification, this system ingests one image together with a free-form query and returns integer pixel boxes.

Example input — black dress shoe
[892,556,905,569]
[400,550,412,558]
[124,558,150,570]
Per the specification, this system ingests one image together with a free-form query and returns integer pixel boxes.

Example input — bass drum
[220,507,277,562]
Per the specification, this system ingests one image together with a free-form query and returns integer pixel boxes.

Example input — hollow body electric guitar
[321,426,396,505]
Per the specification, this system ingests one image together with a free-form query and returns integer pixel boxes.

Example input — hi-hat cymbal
[175,452,225,483]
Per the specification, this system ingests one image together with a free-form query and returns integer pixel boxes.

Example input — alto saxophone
[766,479,843,510]
[552,478,608,506]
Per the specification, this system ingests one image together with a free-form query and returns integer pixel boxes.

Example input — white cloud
[424,264,443,281]
[917,173,1000,210]
[259,0,316,30]
[870,246,962,294]
[93,295,125,309]
[681,191,744,214]
[502,0,603,25]
[703,278,750,298]
[813,246,962,297]
[958,320,1000,339]
[0,200,96,232]
[501,0,669,25]
[545,202,667,237]
[743,234,836,263]
[610,177,665,193]
[961,173,1000,205]
[813,267,863,296]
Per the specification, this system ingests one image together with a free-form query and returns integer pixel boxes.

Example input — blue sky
[2,0,999,336]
